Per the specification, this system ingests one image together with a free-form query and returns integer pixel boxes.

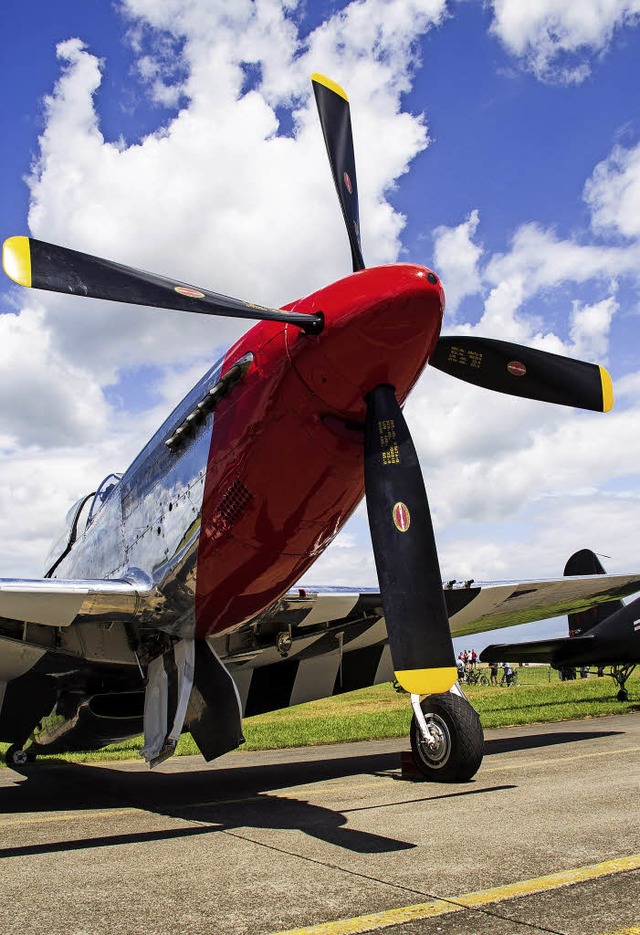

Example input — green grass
[1,666,638,765]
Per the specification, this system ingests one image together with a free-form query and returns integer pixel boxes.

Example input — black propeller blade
[312,73,365,273]
[313,74,458,691]
[364,384,457,695]
[430,335,613,412]
[2,236,323,334]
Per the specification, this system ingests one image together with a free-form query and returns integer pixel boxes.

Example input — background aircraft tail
[564,549,624,636]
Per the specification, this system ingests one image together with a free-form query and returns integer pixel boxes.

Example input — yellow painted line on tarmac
[271,854,640,935]
[173,779,394,811]
[277,779,391,798]
[598,928,640,935]
[0,807,142,828]
[481,745,640,773]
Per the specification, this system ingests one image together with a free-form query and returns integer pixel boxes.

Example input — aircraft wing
[252,571,640,644]
[0,574,160,627]
[479,635,595,665]
[443,573,640,637]
[2,570,638,635]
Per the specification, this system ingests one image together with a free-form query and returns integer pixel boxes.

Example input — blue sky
[1,0,640,648]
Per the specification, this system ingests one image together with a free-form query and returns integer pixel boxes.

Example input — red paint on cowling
[284,264,443,417]
[194,264,443,638]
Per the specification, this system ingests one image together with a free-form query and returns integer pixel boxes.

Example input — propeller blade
[364,384,457,695]
[430,336,613,412]
[2,236,323,334]
[311,73,365,273]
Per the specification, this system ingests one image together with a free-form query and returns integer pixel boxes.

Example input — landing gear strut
[410,690,484,782]
[610,664,635,702]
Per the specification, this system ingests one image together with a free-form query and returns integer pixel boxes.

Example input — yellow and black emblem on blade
[507,360,526,377]
[392,501,410,532]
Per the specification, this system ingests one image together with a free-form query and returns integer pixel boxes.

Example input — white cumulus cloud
[433,210,483,317]
[584,140,640,239]
[489,0,640,83]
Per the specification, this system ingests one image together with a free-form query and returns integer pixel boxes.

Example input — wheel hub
[417,713,451,767]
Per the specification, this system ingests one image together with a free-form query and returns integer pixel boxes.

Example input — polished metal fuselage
[51,354,226,637]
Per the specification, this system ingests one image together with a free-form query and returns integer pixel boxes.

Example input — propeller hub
[285,264,444,421]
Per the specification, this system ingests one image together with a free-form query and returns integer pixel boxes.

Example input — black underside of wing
[480,635,595,665]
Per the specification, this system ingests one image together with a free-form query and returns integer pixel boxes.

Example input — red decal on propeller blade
[507,361,527,377]
[175,286,205,299]
[392,502,410,532]
[343,171,353,194]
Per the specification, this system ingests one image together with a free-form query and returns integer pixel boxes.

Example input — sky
[1,0,640,648]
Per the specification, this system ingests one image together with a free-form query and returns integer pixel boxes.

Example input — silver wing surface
[0,574,161,687]
[0,574,159,628]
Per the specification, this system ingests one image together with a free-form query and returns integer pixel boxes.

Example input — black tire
[479,675,490,687]
[410,692,484,782]
[4,744,36,766]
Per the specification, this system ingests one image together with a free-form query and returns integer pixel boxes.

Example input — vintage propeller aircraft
[481,549,640,701]
[2,74,639,782]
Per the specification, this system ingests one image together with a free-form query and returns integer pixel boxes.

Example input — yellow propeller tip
[394,666,458,696]
[3,236,32,287]
[311,73,349,101]
[599,366,614,412]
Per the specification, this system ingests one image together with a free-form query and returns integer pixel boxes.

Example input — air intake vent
[165,353,253,452]
[218,480,253,526]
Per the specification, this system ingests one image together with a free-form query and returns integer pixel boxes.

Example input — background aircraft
[481,548,640,701]
[1,75,638,782]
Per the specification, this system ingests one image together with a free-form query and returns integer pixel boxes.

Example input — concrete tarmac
[1,713,639,935]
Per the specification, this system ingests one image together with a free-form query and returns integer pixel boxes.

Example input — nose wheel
[410,691,484,782]
[4,744,37,766]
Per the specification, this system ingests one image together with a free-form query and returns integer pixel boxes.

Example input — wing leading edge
[0,573,160,628]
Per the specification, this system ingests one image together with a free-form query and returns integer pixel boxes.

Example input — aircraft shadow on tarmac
[1,751,417,857]
[0,727,622,860]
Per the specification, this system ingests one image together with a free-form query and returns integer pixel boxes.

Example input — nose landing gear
[610,664,635,702]
[410,690,484,782]
[4,744,37,766]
